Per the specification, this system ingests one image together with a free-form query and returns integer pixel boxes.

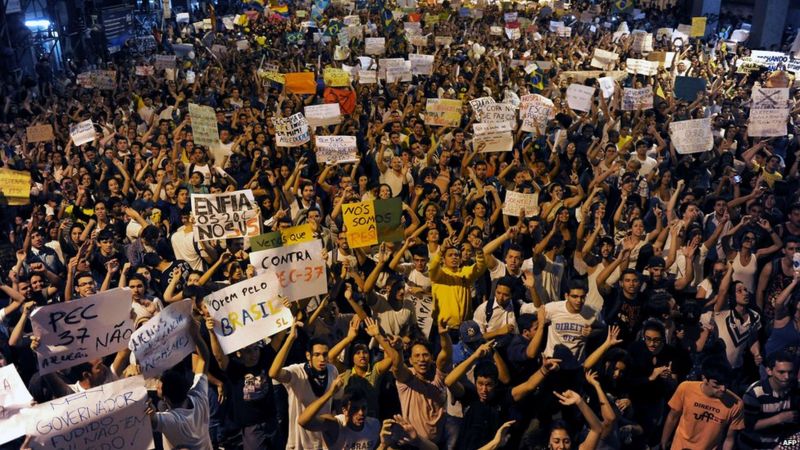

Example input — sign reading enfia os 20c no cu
[191,189,261,242]
[204,271,294,354]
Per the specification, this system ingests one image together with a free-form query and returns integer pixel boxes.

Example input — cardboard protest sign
[70,119,95,146]
[236,39,250,51]
[191,190,260,242]
[520,94,554,132]
[622,86,654,110]
[323,67,351,87]
[128,300,194,377]
[251,224,314,252]
[273,113,311,147]
[669,118,714,154]
[204,271,293,354]
[478,103,516,128]
[154,54,176,71]
[365,37,386,55]
[25,376,153,450]
[285,72,317,94]
[473,122,514,152]
[625,58,659,76]
[30,288,134,375]
[412,295,434,338]
[470,96,496,115]
[425,98,462,127]
[748,88,789,137]
[674,76,706,101]
[188,103,220,148]
[566,84,595,112]
[646,51,676,68]
[503,191,539,217]
[434,36,453,47]
[409,54,435,76]
[691,17,707,37]
[631,31,654,53]
[250,239,327,302]
[316,135,358,163]
[591,49,619,70]
[304,103,342,128]
[0,365,33,444]
[26,124,54,143]
[358,70,377,84]
[342,197,404,248]
[0,168,31,205]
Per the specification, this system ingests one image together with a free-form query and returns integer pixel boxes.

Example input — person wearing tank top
[725,219,782,294]
[756,239,800,324]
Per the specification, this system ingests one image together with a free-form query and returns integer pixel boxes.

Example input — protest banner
[70,119,95,146]
[505,27,521,40]
[323,67,351,87]
[691,16,707,37]
[128,300,193,378]
[557,70,629,83]
[78,70,116,90]
[478,103,516,128]
[566,84,595,112]
[520,94,554,132]
[674,76,707,101]
[503,190,539,217]
[590,48,619,70]
[188,103,220,148]
[748,88,790,137]
[250,239,327,302]
[304,103,342,128]
[473,122,514,152]
[30,288,134,375]
[631,31,654,53]
[135,65,154,76]
[622,86,654,110]
[470,96,496,116]
[0,168,31,205]
[490,26,503,36]
[342,198,404,248]
[743,51,800,75]
[262,70,286,85]
[0,365,33,444]
[25,124,54,143]
[273,113,311,147]
[412,295,434,338]
[365,37,386,55]
[204,271,293,354]
[25,376,153,450]
[316,135,358,163]
[251,224,314,252]
[285,72,317,94]
[425,98,462,127]
[154,54,176,71]
[358,70,377,84]
[669,118,714,154]
[191,189,260,242]
[410,34,428,47]
[625,58,659,75]
[409,54,434,76]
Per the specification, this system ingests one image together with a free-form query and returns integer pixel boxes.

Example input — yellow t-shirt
[429,250,487,328]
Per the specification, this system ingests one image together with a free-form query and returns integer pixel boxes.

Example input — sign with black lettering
[30,288,134,375]
[191,189,261,242]
[128,300,194,377]
[249,239,327,302]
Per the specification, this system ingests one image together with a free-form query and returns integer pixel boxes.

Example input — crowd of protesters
[1,0,800,449]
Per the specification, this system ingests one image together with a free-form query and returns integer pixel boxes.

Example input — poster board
[191,189,261,242]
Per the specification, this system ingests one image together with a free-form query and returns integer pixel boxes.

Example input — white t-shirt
[700,309,761,369]
[186,163,228,186]
[283,363,339,450]
[171,227,205,271]
[330,415,381,450]
[379,169,412,198]
[155,374,213,450]
[473,299,518,335]
[541,301,596,363]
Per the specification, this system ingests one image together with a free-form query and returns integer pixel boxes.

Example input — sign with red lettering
[249,239,327,302]
[191,189,261,242]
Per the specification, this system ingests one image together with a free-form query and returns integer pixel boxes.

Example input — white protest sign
[503,190,539,217]
[557,26,571,37]
[273,113,311,147]
[386,62,412,83]
[412,295,434,338]
[626,58,659,75]
[520,94,554,132]
[191,190,260,242]
[622,86,653,110]
[505,27,521,40]
[365,37,385,55]
[473,122,514,152]
[188,103,220,148]
[135,65,154,76]
[30,288,133,375]
[591,49,619,70]
[69,120,95,146]
[358,70,377,84]
[128,299,194,378]
[490,26,503,36]
[478,103,516,127]
[0,365,33,444]
[316,135,358,163]
[748,88,789,137]
[304,103,342,128]
[631,31,654,53]
[154,54,176,71]
[730,29,749,42]
[669,118,714,154]
[599,77,616,98]
[470,96,496,115]
[204,271,293,354]
[549,21,565,32]
[409,54,435,76]
[566,84,595,112]
[250,239,327,302]
[25,376,153,450]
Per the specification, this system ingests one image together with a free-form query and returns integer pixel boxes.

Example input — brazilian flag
[325,20,343,37]
[286,31,303,45]
[612,0,634,14]
[382,7,396,33]
[530,69,545,92]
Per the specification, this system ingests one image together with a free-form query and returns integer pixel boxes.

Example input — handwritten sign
[70,119,95,146]
[365,37,385,55]
[30,288,134,375]
[26,124,54,143]
[626,58,659,76]
[204,271,293,354]
[630,31,654,53]
[478,103,516,128]
[192,190,260,242]
[323,67,351,87]
[473,122,513,152]
[566,84,595,112]
[342,198,404,248]
[305,103,342,128]
[748,88,789,137]
[691,17,707,37]
[409,54,434,76]
[470,96,496,115]
[188,103,220,149]
[26,376,153,450]
[669,118,714,154]
[520,94,554,132]
[154,54,176,71]
[0,168,31,205]
[250,240,327,302]
[128,300,194,377]
[273,113,311,147]
[77,70,116,90]
[425,98,462,127]
[316,135,358,163]
[251,224,314,252]
[503,191,539,217]
[412,295,434,338]
[358,70,377,84]
[591,49,619,70]
[622,86,654,110]
[0,365,33,444]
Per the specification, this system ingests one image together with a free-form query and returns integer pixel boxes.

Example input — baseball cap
[459,320,483,344]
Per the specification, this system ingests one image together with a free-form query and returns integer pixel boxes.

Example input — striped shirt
[740,379,800,449]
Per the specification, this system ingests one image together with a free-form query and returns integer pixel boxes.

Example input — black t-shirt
[602,287,646,341]
[456,386,512,450]
[154,260,192,294]
[226,349,278,427]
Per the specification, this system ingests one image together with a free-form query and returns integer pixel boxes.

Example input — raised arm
[268,320,301,383]
[298,373,346,442]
